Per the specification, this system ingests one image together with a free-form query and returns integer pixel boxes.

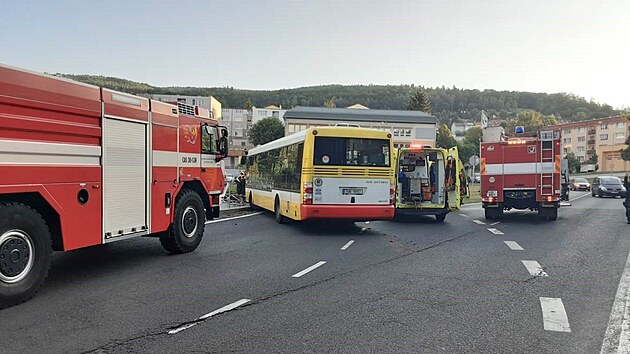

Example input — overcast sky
[1,0,628,108]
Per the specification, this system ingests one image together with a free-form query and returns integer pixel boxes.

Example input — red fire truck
[480,129,562,221]
[0,64,228,308]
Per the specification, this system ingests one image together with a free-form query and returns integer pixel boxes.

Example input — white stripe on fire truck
[0,139,101,166]
[152,151,217,167]
[485,162,555,175]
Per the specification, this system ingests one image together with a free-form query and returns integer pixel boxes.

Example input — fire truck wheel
[0,202,52,309]
[274,197,284,224]
[160,190,205,254]
[435,214,447,223]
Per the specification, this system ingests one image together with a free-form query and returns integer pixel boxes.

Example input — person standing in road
[624,174,630,224]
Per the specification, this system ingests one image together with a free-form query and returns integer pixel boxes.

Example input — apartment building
[283,106,437,148]
[548,116,629,172]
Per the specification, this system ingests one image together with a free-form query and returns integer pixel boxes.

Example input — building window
[563,138,571,144]
[404,129,412,137]
[617,122,625,129]
[577,146,585,152]
[563,147,569,153]
[578,127,585,132]
[600,134,608,141]
[616,132,625,140]
[601,124,608,130]
[577,136,586,142]
[563,129,571,134]
[288,124,295,133]
[393,129,400,137]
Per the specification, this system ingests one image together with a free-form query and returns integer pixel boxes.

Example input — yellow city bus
[245,126,396,223]
[394,145,467,222]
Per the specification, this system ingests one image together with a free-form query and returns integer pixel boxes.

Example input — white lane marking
[473,220,486,225]
[504,241,524,251]
[540,297,571,332]
[490,221,501,226]
[570,192,591,202]
[522,260,549,277]
[168,299,251,335]
[341,240,355,251]
[460,214,470,218]
[205,212,263,224]
[601,242,630,354]
[487,228,504,235]
[292,261,327,278]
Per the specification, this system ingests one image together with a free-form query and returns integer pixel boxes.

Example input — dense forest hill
[58,74,619,124]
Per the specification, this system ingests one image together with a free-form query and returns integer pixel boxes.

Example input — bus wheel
[248,192,256,210]
[0,202,52,309]
[435,214,447,223]
[160,190,205,254]
[274,197,284,224]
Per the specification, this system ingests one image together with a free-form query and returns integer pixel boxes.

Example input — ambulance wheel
[160,190,205,254]
[0,202,52,309]
[435,214,447,223]
[274,197,285,224]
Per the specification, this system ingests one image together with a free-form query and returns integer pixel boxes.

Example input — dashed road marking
[490,221,501,226]
[168,299,251,335]
[473,220,486,225]
[487,228,504,235]
[460,214,470,218]
[205,212,263,224]
[504,241,524,251]
[522,260,549,277]
[540,297,571,332]
[341,240,355,251]
[601,241,630,353]
[292,261,327,278]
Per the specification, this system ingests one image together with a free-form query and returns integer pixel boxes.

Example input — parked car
[570,177,591,191]
[592,176,627,198]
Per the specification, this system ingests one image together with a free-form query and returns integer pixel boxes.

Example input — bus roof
[247,126,391,156]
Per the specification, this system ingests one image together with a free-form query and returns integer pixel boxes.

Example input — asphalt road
[1,192,629,353]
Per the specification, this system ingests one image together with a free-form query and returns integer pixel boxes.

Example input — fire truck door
[448,147,461,210]
[102,118,148,240]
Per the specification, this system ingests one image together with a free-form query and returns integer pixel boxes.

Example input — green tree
[249,117,284,146]
[457,127,482,164]
[622,136,630,163]
[542,114,558,126]
[436,124,457,149]
[587,153,598,165]
[565,152,580,173]
[244,98,254,110]
[323,97,336,108]
[505,110,544,133]
[407,88,432,114]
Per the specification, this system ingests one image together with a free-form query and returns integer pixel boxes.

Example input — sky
[1,0,629,108]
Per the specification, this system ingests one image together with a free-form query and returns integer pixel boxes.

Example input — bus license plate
[342,188,364,195]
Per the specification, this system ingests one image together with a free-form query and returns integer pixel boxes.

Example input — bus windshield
[313,137,390,167]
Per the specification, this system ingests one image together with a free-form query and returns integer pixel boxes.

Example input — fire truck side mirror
[221,128,228,138]
[219,136,228,156]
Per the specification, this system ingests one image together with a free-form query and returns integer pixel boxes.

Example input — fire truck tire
[435,214,447,223]
[0,202,52,310]
[160,190,205,254]
[274,197,285,224]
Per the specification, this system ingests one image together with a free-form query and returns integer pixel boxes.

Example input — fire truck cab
[481,129,562,221]
[394,146,467,222]
[0,64,228,308]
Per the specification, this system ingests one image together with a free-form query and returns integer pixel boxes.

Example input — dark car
[592,176,627,198]
[570,177,591,191]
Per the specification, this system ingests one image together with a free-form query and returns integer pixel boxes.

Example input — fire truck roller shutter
[103,118,148,239]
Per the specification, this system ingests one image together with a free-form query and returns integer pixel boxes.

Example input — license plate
[342,188,364,195]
